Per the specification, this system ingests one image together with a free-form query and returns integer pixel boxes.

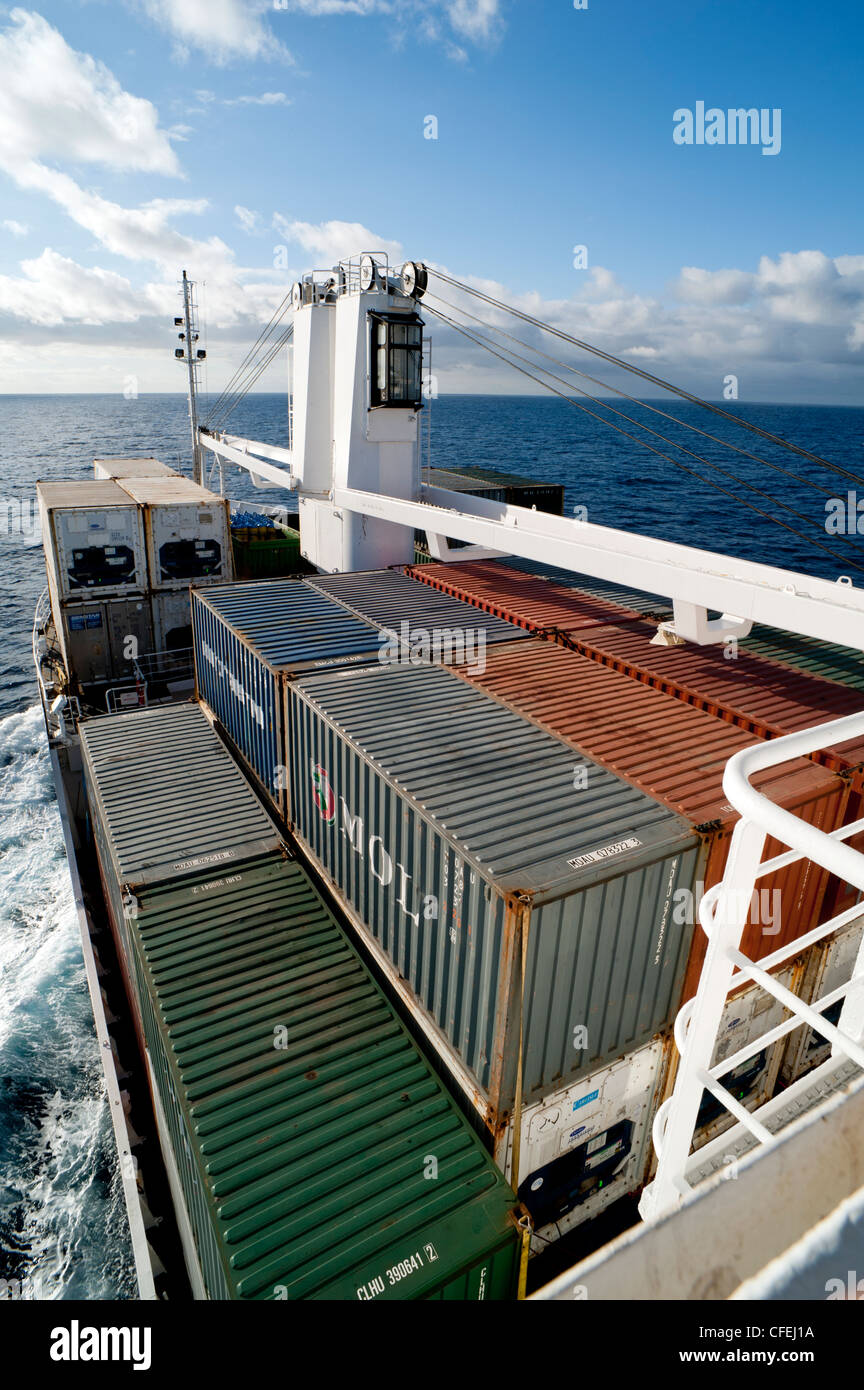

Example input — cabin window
[370,314,423,408]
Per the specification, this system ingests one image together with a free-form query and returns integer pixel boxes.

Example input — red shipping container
[402,558,644,631]
[451,638,852,1003]
[404,560,864,775]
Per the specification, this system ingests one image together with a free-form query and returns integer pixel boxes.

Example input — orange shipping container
[404,560,864,774]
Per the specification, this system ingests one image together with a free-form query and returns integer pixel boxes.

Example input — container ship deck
[29,256,864,1303]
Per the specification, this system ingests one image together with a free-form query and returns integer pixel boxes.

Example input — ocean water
[0,391,862,1300]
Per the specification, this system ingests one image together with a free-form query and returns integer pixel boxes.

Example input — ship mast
[176,270,205,485]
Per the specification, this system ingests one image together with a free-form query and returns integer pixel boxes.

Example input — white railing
[640,711,864,1222]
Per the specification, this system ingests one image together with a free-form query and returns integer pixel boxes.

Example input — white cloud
[273,215,404,266]
[136,0,292,64]
[1,219,28,237]
[225,91,291,106]
[270,0,502,53]
[0,10,179,176]
[235,205,261,233]
[0,249,147,325]
[446,0,501,42]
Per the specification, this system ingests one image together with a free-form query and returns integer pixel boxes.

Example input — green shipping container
[232,525,301,579]
[124,851,522,1300]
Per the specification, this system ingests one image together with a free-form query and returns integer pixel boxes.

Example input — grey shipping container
[79,701,282,1030]
[306,569,529,648]
[55,595,153,690]
[191,580,386,818]
[286,660,701,1164]
[80,702,522,1299]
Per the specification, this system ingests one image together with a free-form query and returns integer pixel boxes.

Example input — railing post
[640,818,766,1220]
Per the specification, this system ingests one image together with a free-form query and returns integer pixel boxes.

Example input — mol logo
[310,761,336,823]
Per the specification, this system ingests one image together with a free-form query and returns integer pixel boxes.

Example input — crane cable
[427,268,864,486]
[207,322,295,432]
[421,299,864,577]
[423,289,842,500]
[422,291,859,549]
[203,288,294,426]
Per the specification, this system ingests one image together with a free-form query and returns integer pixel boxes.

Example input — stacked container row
[404,560,864,771]
[79,702,522,1301]
[446,637,851,1002]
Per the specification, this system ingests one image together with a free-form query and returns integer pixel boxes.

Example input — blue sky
[0,0,862,398]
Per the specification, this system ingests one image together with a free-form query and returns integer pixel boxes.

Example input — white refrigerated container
[94,457,180,481]
[503,1038,668,1251]
[117,478,232,592]
[37,480,148,604]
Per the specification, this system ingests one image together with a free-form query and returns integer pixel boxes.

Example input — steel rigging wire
[422,291,856,548]
[206,322,295,431]
[421,299,864,577]
[203,287,295,427]
[427,268,864,486]
[423,290,842,500]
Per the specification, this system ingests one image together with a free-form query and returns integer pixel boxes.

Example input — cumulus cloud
[235,204,261,232]
[0,10,180,175]
[0,249,148,326]
[135,0,292,64]
[1,219,28,236]
[273,215,404,266]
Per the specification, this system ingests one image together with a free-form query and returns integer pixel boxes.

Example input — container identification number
[356,1244,439,1300]
[567,837,642,869]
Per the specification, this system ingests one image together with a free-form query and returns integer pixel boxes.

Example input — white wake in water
[0,705,134,1299]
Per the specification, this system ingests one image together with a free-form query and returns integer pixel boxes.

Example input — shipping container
[286,660,701,1166]
[37,479,149,604]
[231,525,301,579]
[449,639,850,1002]
[94,457,181,481]
[53,595,153,690]
[402,559,645,632]
[404,560,864,772]
[484,555,670,617]
[440,467,566,515]
[80,704,522,1300]
[191,580,384,817]
[79,702,282,1024]
[740,625,864,692]
[690,964,800,1149]
[117,477,233,591]
[151,589,193,653]
[507,1038,667,1249]
[306,569,529,648]
[781,913,864,1084]
[494,560,864,698]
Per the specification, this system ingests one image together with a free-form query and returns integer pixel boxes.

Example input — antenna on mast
[174,270,206,484]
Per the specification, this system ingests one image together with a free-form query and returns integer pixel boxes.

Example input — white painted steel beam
[335,483,864,649]
[199,432,296,489]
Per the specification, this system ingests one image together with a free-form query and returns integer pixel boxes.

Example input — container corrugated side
[125,854,522,1300]
[555,618,864,772]
[451,638,850,1001]
[286,660,701,1129]
[495,555,672,617]
[305,569,530,646]
[191,581,384,815]
[403,559,646,631]
[740,625,864,692]
[79,703,282,891]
